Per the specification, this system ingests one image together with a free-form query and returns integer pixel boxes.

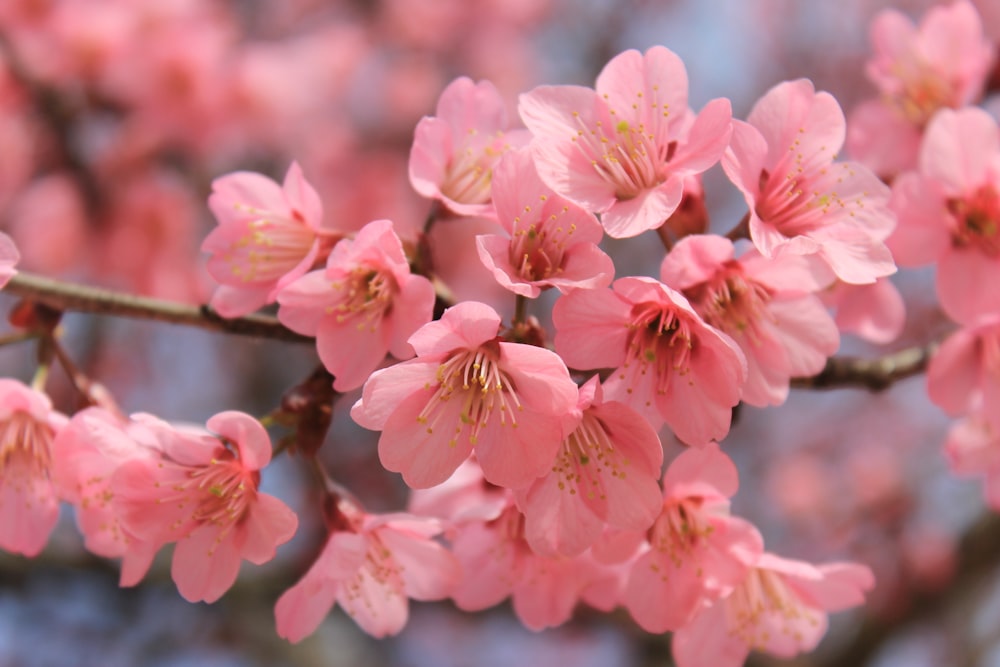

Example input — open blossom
[476,148,614,297]
[275,500,459,642]
[847,0,994,176]
[409,77,528,215]
[553,276,746,445]
[888,107,1000,324]
[352,301,578,489]
[514,376,663,557]
[0,231,18,288]
[660,235,839,406]
[202,162,339,318]
[277,219,435,391]
[927,315,1000,420]
[820,277,905,344]
[623,443,764,633]
[724,79,896,285]
[519,46,732,238]
[112,411,298,603]
[672,552,875,667]
[0,379,67,557]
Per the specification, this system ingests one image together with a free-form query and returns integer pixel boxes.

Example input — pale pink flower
[0,379,66,557]
[408,457,509,528]
[888,107,1000,324]
[112,411,298,603]
[202,162,338,317]
[352,301,578,489]
[672,553,874,667]
[49,408,158,586]
[623,443,764,633]
[519,46,732,238]
[514,376,663,557]
[724,79,896,285]
[553,276,746,444]
[926,315,1000,420]
[661,235,839,406]
[275,500,459,642]
[944,414,1000,509]
[0,231,18,289]
[820,277,905,344]
[847,0,994,176]
[409,77,528,215]
[277,219,435,391]
[476,148,614,297]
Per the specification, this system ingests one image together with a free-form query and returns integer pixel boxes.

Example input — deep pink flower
[660,235,839,406]
[847,0,993,176]
[519,46,732,238]
[277,219,435,391]
[476,148,614,297]
[50,408,159,586]
[0,231,18,289]
[275,500,459,642]
[927,315,1000,420]
[672,553,874,667]
[113,411,298,603]
[623,443,764,633]
[352,301,578,489]
[0,379,66,557]
[202,162,339,317]
[553,277,746,444]
[514,376,663,557]
[888,107,1000,324]
[409,77,528,215]
[724,79,896,285]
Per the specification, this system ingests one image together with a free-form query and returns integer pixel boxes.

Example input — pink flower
[0,231,18,289]
[476,148,615,297]
[944,414,1000,509]
[553,277,746,444]
[926,315,1000,420]
[519,46,732,238]
[409,77,528,215]
[888,107,1000,324]
[352,301,578,489]
[277,219,435,391]
[847,0,993,176]
[112,411,298,603]
[820,278,905,344]
[660,235,839,406]
[672,553,874,667]
[202,162,338,318]
[724,79,896,285]
[514,376,663,557]
[50,408,158,586]
[0,379,66,557]
[275,501,459,641]
[623,443,764,633]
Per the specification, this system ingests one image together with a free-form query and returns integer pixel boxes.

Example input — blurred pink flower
[945,413,1000,509]
[519,46,732,238]
[277,219,435,391]
[724,79,896,285]
[476,148,614,297]
[113,411,298,603]
[0,231,18,288]
[927,314,1000,420]
[820,277,905,344]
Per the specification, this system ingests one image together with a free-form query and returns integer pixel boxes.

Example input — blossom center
[227,209,318,283]
[0,411,53,482]
[552,412,627,501]
[572,111,670,200]
[440,130,507,205]
[949,185,1000,256]
[648,498,713,568]
[623,301,696,396]
[725,568,819,646]
[686,267,773,343]
[509,202,577,283]
[327,267,397,331]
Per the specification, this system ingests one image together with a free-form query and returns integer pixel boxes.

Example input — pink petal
[241,493,298,564]
[207,411,271,470]
[171,524,242,603]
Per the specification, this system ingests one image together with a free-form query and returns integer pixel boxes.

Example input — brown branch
[791,342,937,391]
[3,272,311,343]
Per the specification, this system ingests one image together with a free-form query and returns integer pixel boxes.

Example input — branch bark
[791,343,937,391]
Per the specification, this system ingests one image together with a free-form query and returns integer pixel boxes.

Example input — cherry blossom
[0,231,18,289]
[409,76,528,215]
[724,79,896,285]
[352,300,578,489]
[519,46,732,238]
[202,162,338,318]
[945,414,1000,509]
[112,411,298,603]
[0,379,66,557]
[277,219,435,391]
[927,315,1000,420]
[475,148,614,297]
[553,276,746,444]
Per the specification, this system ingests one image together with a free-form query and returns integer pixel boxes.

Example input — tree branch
[791,343,937,391]
[3,272,310,343]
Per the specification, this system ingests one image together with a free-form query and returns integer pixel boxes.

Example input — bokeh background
[0,0,997,665]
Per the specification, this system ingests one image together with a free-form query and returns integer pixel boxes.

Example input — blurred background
[0,0,997,665]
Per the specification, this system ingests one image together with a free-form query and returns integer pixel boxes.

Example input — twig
[3,272,310,343]
[791,343,937,392]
